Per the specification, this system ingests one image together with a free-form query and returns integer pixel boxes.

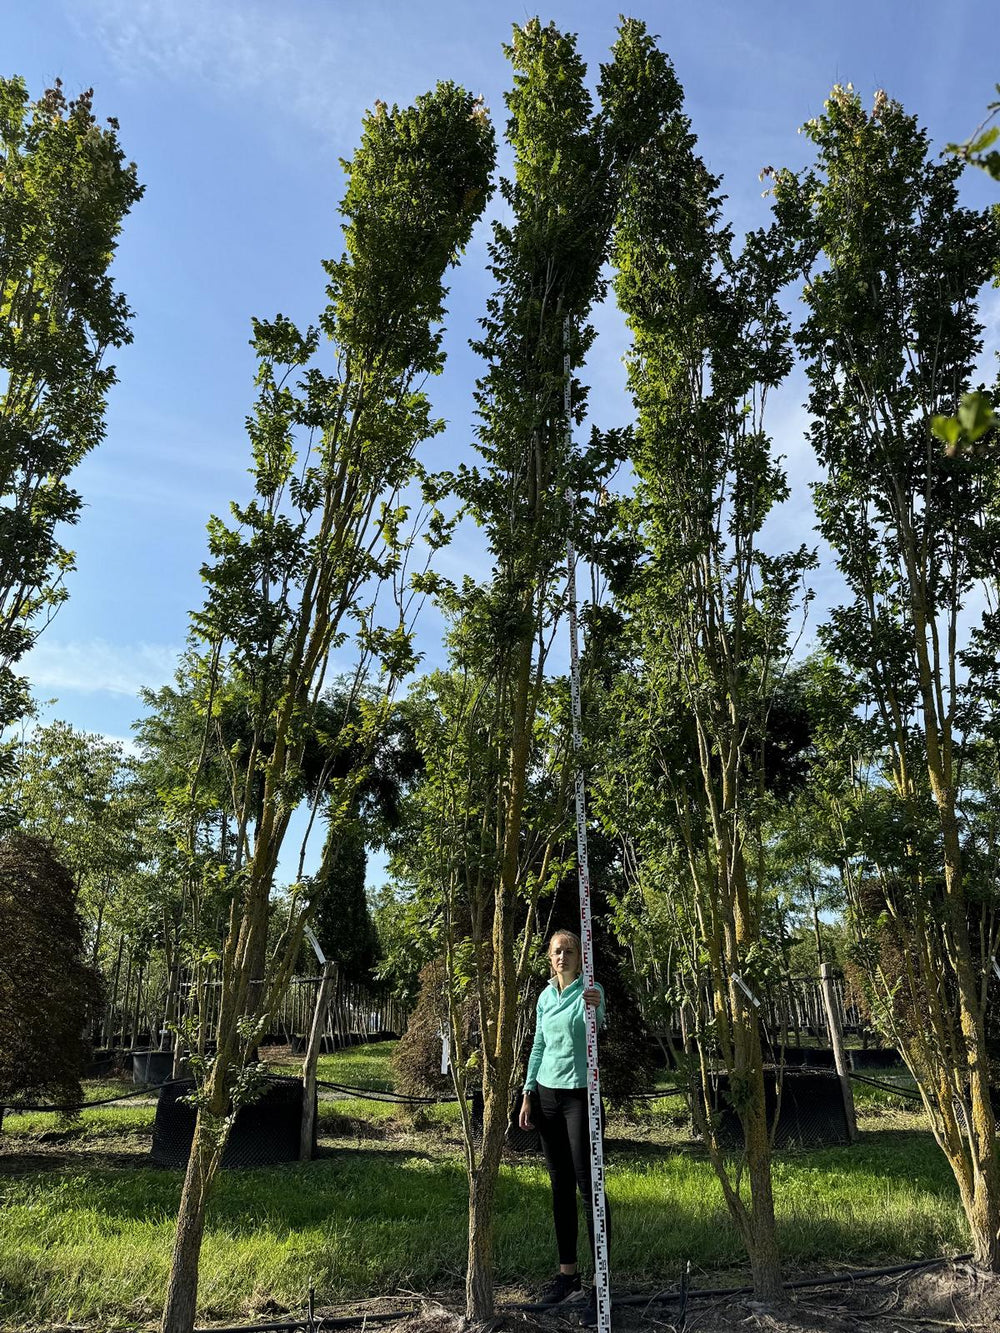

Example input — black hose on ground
[556,1252,973,1310]
[193,1308,418,1332]
[191,1253,975,1330]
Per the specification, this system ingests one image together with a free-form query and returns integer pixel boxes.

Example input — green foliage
[312,819,379,984]
[183,82,495,908]
[931,389,997,456]
[154,86,495,1332]
[0,835,102,1113]
[772,83,1000,1260]
[0,77,142,734]
[772,88,1000,654]
[607,57,821,1293]
[9,720,147,896]
[609,67,813,1023]
[947,85,1000,180]
[465,19,673,584]
[771,82,1000,911]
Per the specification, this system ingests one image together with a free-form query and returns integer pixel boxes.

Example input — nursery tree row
[1,26,998,1333]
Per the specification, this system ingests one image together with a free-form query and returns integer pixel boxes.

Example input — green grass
[3,1077,157,1143]
[0,1041,972,1329]
[268,1041,398,1087]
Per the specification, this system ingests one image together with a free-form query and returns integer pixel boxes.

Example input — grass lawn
[0,1043,968,1330]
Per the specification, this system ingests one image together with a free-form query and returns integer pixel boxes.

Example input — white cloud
[68,0,430,140]
[23,637,181,697]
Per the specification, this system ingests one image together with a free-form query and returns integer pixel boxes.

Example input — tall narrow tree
[772,85,1000,1268]
[0,78,142,740]
[160,85,494,1333]
[611,85,811,1300]
[430,19,683,1319]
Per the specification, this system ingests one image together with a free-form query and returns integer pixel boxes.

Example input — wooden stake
[820,961,857,1142]
[300,962,336,1159]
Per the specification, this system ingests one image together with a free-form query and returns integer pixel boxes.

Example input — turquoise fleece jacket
[524,975,606,1092]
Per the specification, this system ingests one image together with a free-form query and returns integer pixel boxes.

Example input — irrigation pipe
[7,1068,920,1117]
[193,1308,418,1333]
[190,1254,976,1331]
[513,1252,975,1311]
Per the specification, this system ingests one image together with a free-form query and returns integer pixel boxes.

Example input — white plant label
[304,924,326,966]
[440,1026,450,1076]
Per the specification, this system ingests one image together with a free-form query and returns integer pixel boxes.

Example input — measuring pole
[565,318,611,1333]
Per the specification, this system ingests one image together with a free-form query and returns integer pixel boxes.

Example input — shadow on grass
[0,1129,971,1324]
[605,1136,697,1161]
[1,1143,470,1234]
[0,1147,150,1175]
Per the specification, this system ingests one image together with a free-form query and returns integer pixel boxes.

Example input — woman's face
[548,935,580,982]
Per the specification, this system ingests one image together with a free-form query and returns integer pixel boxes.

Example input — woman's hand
[583,987,601,1008]
[519,1093,534,1131]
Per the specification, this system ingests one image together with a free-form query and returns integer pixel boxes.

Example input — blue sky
[7,1,999,878]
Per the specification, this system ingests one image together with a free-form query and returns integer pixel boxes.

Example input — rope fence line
[3,1066,921,1117]
[314,1080,457,1105]
[623,1088,687,1101]
[2,1083,174,1113]
[1,1076,458,1116]
[847,1071,922,1101]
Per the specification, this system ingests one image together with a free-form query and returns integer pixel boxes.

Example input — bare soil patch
[369,1266,998,1333]
[0,1142,150,1174]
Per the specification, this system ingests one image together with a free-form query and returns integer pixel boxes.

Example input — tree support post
[301,961,336,1160]
[820,961,857,1143]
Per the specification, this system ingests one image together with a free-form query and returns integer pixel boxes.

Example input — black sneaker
[580,1286,600,1327]
[537,1272,582,1305]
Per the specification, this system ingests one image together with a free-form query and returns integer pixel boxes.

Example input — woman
[519,929,608,1322]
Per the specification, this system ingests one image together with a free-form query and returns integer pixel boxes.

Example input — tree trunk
[103,932,124,1047]
[465,1100,506,1321]
[741,1025,784,1302]
[820,962,857,1142]
[131,962,144,1048]
[120,950,134,1046]
[161,955,177,1054]
[968,1171,1000,1269]
[91,898,104,968]
[160,1115,217,1333]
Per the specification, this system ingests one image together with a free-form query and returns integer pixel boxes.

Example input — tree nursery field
[0,1043,984,1331]
[2,8,1000,1333]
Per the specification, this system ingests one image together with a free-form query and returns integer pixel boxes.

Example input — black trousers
[535,1083,611,1268]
